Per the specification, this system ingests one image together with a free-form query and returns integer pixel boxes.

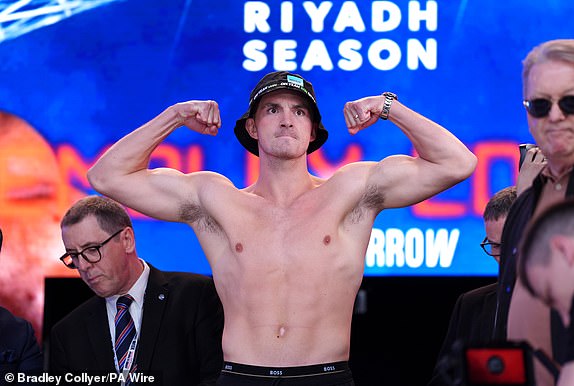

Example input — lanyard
[115,333,138,384]
[123,335,138,372]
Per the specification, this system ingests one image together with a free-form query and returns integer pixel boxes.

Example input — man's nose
[548,102,566,122]
[280,113,293,126]
[76,255,93,271]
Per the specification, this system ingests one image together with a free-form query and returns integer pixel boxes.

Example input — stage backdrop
[1,0,572,289]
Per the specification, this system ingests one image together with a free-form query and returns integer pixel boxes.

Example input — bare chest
[199,188,373,284]
[231,204,337,262]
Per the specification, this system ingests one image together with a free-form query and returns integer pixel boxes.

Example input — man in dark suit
[0,228,43,383]
[428,186,517,386]
[49,195,223,385]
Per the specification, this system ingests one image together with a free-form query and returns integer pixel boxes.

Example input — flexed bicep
[88,100,224,222]
[91,166,203,222]
[366,155,455,209]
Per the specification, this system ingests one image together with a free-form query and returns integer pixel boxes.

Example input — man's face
[247,90,315,159]
[525,60,574,163]
[484,216,506,263]
[61,215,132,297]
[526,238,574,327]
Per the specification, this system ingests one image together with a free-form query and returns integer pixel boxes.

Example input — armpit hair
[180,202,222,233]
[348,185,385,223]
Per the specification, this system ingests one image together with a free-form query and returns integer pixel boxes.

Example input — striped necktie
[114,295,137,379]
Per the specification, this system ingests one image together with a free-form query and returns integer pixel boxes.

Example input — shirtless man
[88,71,477,385]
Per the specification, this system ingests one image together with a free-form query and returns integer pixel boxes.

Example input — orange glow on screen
[0,112,80,342]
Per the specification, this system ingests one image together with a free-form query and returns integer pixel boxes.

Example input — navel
[323,235,331,245]
[235,243,243,253]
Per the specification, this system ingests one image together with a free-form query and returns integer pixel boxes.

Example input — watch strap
[380,92,397,120]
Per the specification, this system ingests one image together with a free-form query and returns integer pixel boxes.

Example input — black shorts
[216,361,355,386]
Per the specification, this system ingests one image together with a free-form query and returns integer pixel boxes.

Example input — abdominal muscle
[222,315,352,366]
[212,249,362,366]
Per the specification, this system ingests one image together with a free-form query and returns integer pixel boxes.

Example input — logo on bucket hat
[234,71,328,156]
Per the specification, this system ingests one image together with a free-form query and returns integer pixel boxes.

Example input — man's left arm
[48,326,70,375]
[194,279,224,386]
[344,94,477,209]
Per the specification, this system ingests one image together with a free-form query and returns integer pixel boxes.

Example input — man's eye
[83,246,100,256]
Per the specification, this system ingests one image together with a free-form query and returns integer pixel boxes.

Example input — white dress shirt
[105,259,150,372]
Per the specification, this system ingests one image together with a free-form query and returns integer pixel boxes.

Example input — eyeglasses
[60,228,125,269]
[480,236,502,257]
[523,96,574,118]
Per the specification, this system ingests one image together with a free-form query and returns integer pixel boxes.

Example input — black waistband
[222,361,350,378]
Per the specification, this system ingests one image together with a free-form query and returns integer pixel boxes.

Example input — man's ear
[550,235,574,266]
[245,118,258,140]
[122,227,136,254]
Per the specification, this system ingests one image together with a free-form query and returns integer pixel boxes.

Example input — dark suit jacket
[428,282,498,386]
[49,266,224,385]
[495,170,574,363]
[0,306,43,382]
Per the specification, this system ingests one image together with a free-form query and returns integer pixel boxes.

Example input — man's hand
[517,146,546,195]
[343,95,386,135]
[172,100,222,136]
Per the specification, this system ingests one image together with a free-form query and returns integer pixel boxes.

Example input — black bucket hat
[234,71,328,156]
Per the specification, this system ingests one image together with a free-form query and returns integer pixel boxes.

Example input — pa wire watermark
[3,372,156,385]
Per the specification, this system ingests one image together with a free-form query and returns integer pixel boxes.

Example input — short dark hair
[0,227,3,253]
[483,186,517,222]
[61,195,133,234]
[518,199,574,296]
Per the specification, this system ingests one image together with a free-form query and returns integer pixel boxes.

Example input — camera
[463,342,534,386]
[518,143,537,170]
[433,341,537,386]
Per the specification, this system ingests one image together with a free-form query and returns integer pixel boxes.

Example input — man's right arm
[87,101,221,222]
[49,328,69,375]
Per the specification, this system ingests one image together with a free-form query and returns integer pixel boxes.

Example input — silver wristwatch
[380,92,397,120]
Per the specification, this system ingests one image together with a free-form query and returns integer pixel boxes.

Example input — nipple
[235,243,243,253]
[323,235,331,245]
[276,326,286,338]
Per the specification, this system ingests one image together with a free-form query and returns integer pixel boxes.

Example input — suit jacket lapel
[86,298,116,372]
[136,265,169,371]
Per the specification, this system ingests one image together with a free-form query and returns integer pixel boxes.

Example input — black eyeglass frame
[480,236,502,257]
[60,228,125,269]
[523,96,574,118]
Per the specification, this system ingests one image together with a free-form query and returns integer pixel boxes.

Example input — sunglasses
[523,96,574,118]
